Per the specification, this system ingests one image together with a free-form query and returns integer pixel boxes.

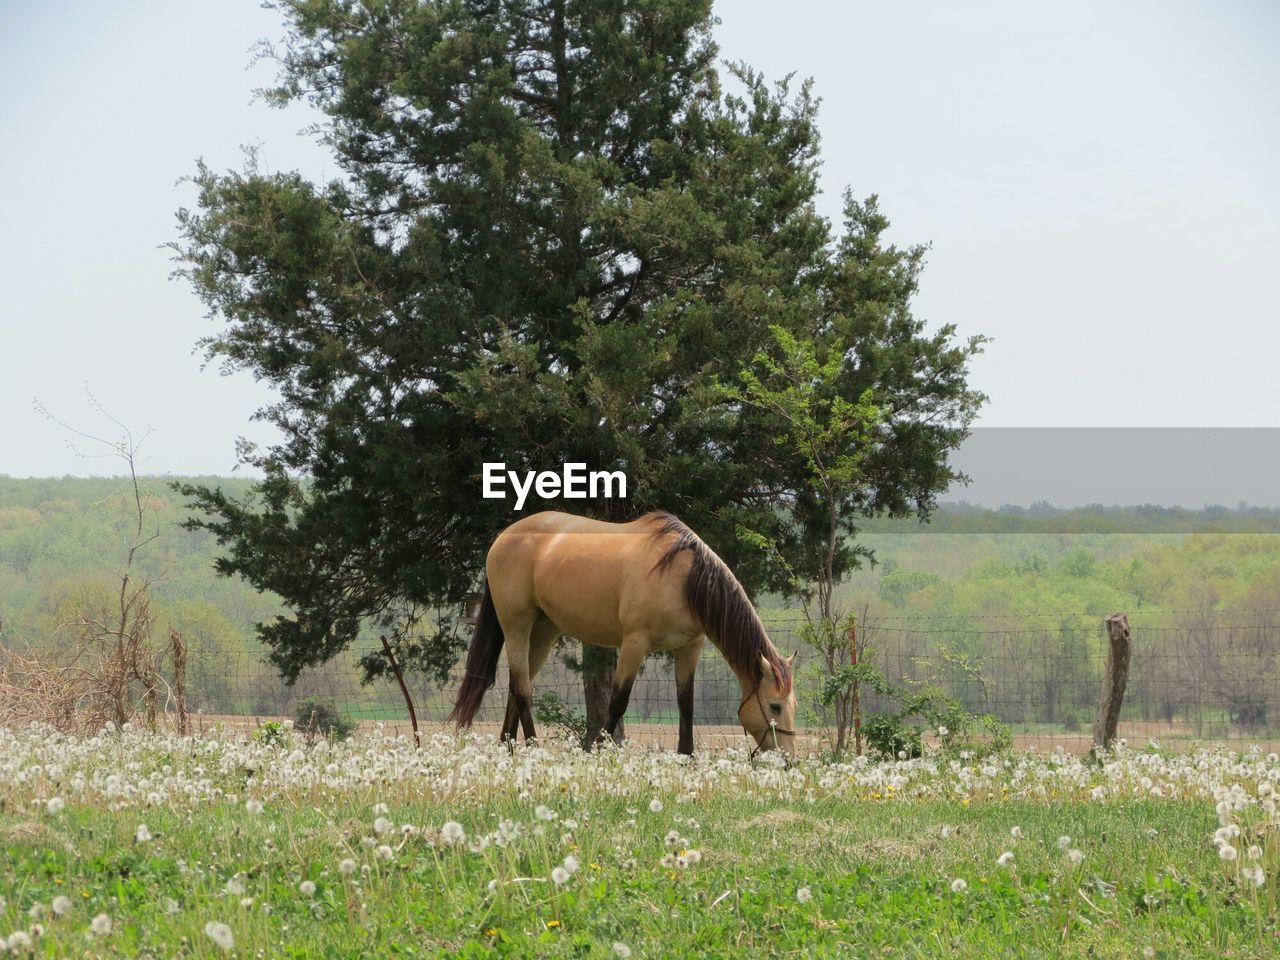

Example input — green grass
[3,792,1275,958]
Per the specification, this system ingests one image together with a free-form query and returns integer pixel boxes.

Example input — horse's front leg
[673,637,704,756]
[602,637,649,746]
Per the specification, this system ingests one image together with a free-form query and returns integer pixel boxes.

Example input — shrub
[863,714,923,760]
[252,719,289,748]
[533,692,589,746]
[293,698,357,742]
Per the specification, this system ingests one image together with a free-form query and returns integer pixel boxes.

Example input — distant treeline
[2,476,1280,732]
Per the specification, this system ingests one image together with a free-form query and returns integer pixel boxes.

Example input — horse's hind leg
[500,607,560,744]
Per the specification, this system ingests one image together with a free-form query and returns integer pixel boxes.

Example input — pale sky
[2,1,1278,491]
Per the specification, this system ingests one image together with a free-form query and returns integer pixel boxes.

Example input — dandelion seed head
[204,921,235,951]
[7,932,32,951]
[796,886,812,903]
[950,878,967,893]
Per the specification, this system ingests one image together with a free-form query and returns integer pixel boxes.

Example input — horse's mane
[646,513,791,694]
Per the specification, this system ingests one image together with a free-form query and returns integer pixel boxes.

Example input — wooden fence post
[1093,613,1132,750]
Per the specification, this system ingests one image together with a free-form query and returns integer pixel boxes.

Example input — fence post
[1093,613,1132,751]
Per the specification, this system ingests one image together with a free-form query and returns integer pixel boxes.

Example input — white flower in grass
[683,849,702,865]
[135,824,152,843]
[997,851,1014,867]
[612,943,632,959]
[950,878,967,893]
[377,844,394,861]
[1067,849,1085,866]
[239,897,254,909]
[8,931,33,951]
[46,796,65,815]
[246,799,263,815]
[1218,844,1238,862]
[535,804,556,821]
[373,802,389,815]
[90,912,112,936]
[1057,835,1071,850]
[940,825,952,839]
[551,867,571,887]
[649,799,663,814]
[299,880,316,897]
[204,921,235,951]
[1009,826,1022,840]
[1247,845,1263,860]
[1244,866,1266,888]
[796,886,812,903]
[339,858,357,876]
[936,725,948,737]
[163,898,180,916]
[374,817,394,835]
[52,895,72,916]
[441,821,466,845]
[563,855,579,874]
[225,877,245,896]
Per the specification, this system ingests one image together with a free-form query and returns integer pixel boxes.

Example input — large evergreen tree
[173,0,985,695]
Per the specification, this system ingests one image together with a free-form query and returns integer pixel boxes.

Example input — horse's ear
[760,654,773,678]
[786,651,797,666]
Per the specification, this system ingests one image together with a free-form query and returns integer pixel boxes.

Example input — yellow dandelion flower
[546,919,561,929]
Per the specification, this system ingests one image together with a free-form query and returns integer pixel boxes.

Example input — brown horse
[449,511,796,756]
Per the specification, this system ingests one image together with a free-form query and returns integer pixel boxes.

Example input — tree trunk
[582,644,623,746]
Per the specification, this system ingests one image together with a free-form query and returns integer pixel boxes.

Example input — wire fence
[169,609,1280,751]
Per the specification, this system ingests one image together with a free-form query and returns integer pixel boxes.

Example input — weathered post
[1093,613,1132,750]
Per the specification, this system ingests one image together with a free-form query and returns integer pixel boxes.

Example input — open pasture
[2,726,1278,958]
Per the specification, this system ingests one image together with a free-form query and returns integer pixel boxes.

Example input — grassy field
[2,728,1277,958]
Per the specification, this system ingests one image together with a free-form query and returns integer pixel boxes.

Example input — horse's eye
[769,703,782,714]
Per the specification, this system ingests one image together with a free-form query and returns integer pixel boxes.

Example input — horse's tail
[448,580,503,728]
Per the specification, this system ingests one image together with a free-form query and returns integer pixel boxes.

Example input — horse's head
[738,653,798,758]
